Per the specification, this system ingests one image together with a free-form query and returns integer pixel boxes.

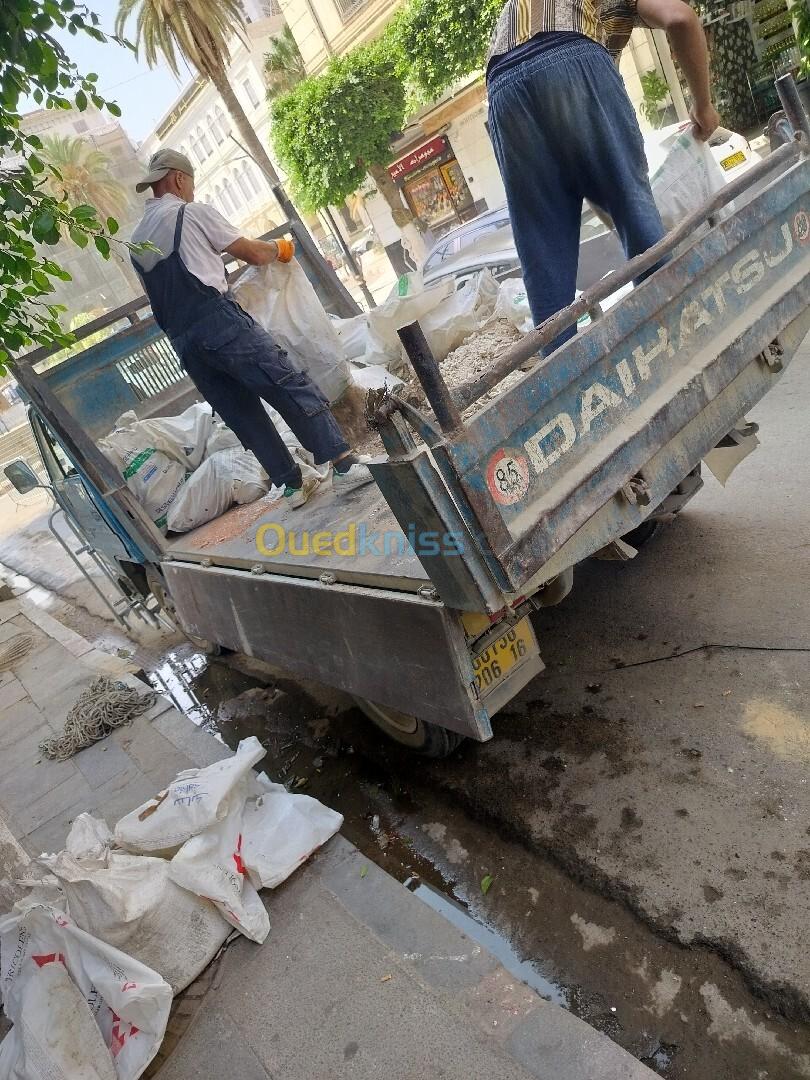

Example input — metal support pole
[397,322,463,435]
[776,73,810,140]
[322,206,377,309]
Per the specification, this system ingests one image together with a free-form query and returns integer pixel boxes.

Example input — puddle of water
[406,878,569,1008]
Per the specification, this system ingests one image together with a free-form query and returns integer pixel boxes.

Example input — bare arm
[225,237,281,266]
[637,0,720,140]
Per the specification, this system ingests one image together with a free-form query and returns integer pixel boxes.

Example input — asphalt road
[406,332,810,1023]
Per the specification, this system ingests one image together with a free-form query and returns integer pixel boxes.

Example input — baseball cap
[135,149,195,193]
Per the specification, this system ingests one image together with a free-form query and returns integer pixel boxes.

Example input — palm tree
[39,135,129,222]
[114,0,353,314]
[265,25,306,99]
[115,0,295,227]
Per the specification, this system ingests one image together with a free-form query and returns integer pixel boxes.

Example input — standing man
[487,0,720,350]
[130,149,373,509]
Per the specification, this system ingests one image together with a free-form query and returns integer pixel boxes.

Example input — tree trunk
[206,65,359,319]
[367,163,428,267]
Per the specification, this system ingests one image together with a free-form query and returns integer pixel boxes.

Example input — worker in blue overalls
[131,149,373,510]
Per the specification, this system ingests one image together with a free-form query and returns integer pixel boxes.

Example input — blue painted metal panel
[439,156,810,591]
[39,319,181,439]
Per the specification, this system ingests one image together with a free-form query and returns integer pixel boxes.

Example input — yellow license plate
[472,616,535,697]
[720,149,746,171]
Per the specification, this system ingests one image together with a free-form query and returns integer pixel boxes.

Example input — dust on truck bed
[167,468,431,592]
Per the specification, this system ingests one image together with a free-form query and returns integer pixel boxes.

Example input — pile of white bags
[233,261,351,404]
[0,899,173,1079]
[0,738,344,1078]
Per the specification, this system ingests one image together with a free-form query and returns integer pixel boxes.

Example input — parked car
[421,123,759,291]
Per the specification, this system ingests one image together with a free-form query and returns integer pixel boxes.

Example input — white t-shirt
[130,193,241,293]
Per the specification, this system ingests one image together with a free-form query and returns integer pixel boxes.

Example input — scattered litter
[360,865,369,879]
[0,633,33,673]
[481,874,494,895]
[693,703,706,709]
[381,974,393,983]
[39,677,157,762]
[723,689,733,696]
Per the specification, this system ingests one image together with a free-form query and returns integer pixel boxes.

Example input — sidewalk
[0,596,656,1080]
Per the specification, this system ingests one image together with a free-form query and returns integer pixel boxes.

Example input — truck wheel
[146,572,221,656]
[352,697,465,758]
[621,519,659,549]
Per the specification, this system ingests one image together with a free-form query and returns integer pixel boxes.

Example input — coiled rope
[39,676,158,762]
[0,633,33,673]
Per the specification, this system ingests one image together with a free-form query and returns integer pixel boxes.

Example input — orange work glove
[275,238,295,263]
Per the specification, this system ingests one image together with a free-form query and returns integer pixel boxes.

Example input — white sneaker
[283,475,320,510]
[332,462,375,494]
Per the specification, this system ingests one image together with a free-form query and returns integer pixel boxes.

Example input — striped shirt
[488,0,640,62]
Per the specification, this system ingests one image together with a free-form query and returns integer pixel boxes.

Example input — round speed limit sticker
[486,448,530,506]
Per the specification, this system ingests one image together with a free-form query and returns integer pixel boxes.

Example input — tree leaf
[32,210,56,241]
[68,227,88,248]
[106,101,121,118]
[93,234,110,258]
[106,217,119,235]
[480,874,494,895]
[75,88,87,111]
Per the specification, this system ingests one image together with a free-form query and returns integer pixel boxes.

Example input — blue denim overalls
[132,203,348,488]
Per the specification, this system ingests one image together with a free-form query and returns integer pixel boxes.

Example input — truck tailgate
[430,152,810,593]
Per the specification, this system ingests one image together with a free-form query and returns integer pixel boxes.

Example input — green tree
[0,0,131,372]
[40,134,128,221]
[265,24,307,99]
[391,0,505,101]
[271,38,427,255]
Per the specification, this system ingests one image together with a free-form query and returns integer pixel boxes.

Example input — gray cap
[135,148,194,193]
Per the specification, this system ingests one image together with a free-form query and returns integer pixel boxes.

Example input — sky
[50,0,193,143]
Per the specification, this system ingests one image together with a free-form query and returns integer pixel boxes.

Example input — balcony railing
[335,0,371,21]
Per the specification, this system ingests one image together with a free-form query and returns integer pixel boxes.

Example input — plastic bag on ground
[168,809,269,943]
[114,737,266,855]
[650,128,729,231]
[65,813,113,862]
[0,900,172,1080]
[0,961,117,1080]
[165,448,269,533]
[38,845,231,993]
[233,262,350,403]
[241,781,343,890]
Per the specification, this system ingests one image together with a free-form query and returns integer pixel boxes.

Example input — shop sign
[388,136,449,182]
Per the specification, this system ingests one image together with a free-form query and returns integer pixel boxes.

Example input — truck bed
[167,466,430,592]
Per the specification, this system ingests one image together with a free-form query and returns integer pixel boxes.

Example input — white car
[421,124,758,291]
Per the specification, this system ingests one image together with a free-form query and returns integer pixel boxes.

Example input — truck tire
[146,571,221,655]
[352,697,465,758]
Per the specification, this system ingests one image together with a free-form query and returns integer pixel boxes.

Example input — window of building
[242,79,260,108]
[242,161,260,195]
[229,183,243,209]
[335,0,370,22]
[235,168,253,203]
[196,125,213,158]
[212,106,229,144]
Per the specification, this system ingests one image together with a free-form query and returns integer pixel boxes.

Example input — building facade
[138,1,290,240]
[278,0,690,266]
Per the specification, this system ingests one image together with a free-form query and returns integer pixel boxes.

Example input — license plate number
[720,149,746,171]
[472,617,534,697]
